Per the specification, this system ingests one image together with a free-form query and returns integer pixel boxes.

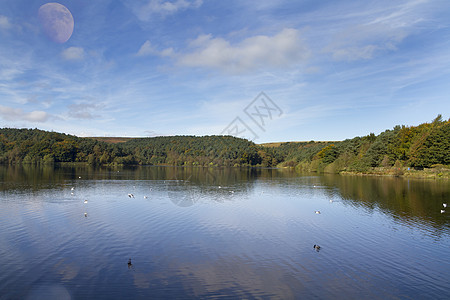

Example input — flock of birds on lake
[71,187,153,218]
[73,180,327,256]
[313,185,324,252]
[69,178,447,265]
[70,182,151,270]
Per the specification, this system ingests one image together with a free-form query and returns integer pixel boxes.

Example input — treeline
[0,115,448,171]
[278,115,450,173]
[120,135,282,167]
[0,129,281,167]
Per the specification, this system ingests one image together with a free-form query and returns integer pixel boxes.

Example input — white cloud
[134,0,203,20]
[322,0,429,61]
[61,47,85,61]
[27,111,49,122]
[137,40,155,56]
[178,28,310,73]
[0,67,24,81]
[68,102,106,120]
[136,40,174,57]
[0,15,11,30]
[0,105,50,122]
[324,23,407,61]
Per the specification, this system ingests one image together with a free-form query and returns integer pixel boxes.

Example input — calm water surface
[0,165,449,299]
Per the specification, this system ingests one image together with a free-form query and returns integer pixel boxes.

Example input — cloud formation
[178,28,310,73]
[0,15,12,30]
[133,0,203,20]
[68,102,103,120]
[61,47,85,61]
[0,105,50,122]
[1,0,448,141]
[324,23,407,61]
[136,40,174,57]
[322,1,429,61]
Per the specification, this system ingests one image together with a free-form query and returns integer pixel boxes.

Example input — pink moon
[38,3,74,43]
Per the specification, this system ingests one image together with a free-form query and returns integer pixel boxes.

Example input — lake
[0,165,449,299]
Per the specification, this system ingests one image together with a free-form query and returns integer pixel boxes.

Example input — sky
[0,0,449,143]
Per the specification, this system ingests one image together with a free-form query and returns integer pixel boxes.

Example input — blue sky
[0,0,449,143]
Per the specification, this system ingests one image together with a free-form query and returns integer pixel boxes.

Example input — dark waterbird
[313,244,321,251]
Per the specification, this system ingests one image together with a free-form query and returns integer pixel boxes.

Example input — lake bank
[283,165,450,179]
[4,161,450,180]
[342,166,450,179]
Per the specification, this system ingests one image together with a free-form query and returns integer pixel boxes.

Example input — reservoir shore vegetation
[0,115,449,179]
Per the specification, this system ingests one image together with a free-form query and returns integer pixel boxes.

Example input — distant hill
[0,129,278,167]
[87,137,135,144]
[270,115,449,175]
[0,115,448,175]
[259,141,335,147]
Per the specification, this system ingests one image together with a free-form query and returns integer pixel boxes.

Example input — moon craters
[38,3,74,44]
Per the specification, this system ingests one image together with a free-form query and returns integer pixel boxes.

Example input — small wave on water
[26,284,72,300]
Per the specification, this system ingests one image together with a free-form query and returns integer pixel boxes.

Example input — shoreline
[339,171,450,179]
[3,163,450,179]
[280,166,450,179]
[340,166,450,179]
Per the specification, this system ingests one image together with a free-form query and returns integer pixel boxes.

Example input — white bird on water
[315,211,321,214]
[443,203,447,208]
[441,210,445,214]
[84,200,88,204]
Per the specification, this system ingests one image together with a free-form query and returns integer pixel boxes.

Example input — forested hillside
[277,115,450,174]
[0,115,448,174]
[0,129,279,167]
